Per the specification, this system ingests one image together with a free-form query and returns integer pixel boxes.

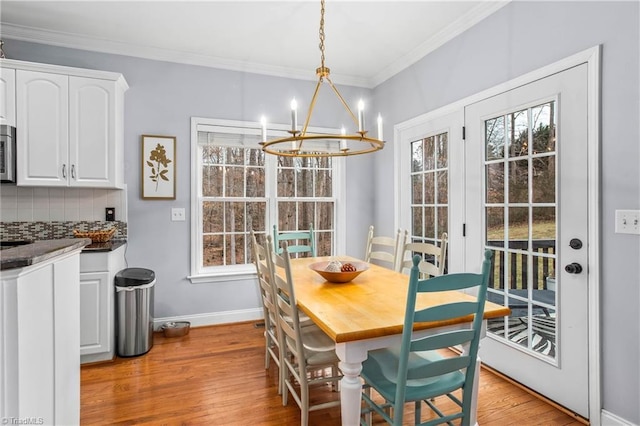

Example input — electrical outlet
[105,207,115,221]
[615,209,640,235]
[171,208,186,222]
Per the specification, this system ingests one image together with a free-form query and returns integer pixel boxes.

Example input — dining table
[287,255,511,426]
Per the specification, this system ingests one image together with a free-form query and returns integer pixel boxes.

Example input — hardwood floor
[81,321,586,425]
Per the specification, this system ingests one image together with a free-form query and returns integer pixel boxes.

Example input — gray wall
[3,0,639,422]
[3,39,376,318]
[372,1,639,423]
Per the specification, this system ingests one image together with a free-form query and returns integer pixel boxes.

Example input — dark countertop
[0,238,91,271]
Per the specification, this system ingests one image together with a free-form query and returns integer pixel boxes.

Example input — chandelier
[260,0,384,158]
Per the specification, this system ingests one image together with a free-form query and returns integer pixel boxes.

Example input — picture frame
[141,135,176,200]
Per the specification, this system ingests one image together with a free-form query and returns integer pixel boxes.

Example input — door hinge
[462,126,466,140]
[463,223,466,237]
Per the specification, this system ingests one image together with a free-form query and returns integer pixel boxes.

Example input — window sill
[188,267,256,284]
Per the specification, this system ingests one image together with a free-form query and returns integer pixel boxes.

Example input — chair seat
[362,347,465,403]
[300,325,336,353]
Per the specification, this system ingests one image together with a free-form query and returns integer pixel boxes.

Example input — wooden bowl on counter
[73,228,116,243]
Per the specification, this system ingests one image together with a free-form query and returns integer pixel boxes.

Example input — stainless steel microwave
[1,125,17,183]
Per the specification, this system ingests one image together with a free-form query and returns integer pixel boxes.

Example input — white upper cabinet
[70,76,121,187]
[4,59,128,188]
[0,67,16,126]
[16,70,70,186]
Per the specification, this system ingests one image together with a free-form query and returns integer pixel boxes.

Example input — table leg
[470,355,481,426]
[335,342,367,426]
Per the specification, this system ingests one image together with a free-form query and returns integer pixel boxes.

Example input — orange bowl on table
[308,261,369,283]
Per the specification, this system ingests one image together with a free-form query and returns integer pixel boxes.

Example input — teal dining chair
[360,250,493,426]
[272,224,316,257]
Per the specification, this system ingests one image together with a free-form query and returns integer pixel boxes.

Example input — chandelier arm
[325,76,359,128]
[301,77,324,138]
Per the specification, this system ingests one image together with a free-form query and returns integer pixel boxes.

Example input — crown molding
[0,2,509,90]
[370,1,510,87]
[0,22,372,88]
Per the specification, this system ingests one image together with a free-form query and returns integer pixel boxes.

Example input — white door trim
[394,45,601,423]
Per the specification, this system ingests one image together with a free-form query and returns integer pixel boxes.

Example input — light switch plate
[171,208,186,222]
[615,209,640,234]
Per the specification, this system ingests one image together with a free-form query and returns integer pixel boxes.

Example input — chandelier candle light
[259,0,385,158]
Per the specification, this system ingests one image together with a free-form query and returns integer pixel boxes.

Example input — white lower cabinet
[80,245,126,364]
[0,249,82,425]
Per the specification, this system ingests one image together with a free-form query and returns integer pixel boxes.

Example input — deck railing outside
[487,240,556,290]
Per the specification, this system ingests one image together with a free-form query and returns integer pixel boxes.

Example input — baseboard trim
[153,308,263,330]
[601,410,637,426]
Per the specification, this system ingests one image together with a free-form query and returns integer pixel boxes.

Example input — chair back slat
[407,356,471,381]
[410,329,476,352]
[416,272,478,292]
[414,302,478,323]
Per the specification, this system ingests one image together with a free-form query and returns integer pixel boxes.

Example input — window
[190,118,344,282]
[410,132,448,247]
[276,156,334,256]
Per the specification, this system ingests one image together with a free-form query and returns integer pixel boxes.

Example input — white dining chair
[364,226,406,271]
[250,230,284,393]
[398,232,448,278]
[269,239,341,426]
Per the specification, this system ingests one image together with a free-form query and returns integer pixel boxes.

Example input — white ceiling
[0,1,508,88]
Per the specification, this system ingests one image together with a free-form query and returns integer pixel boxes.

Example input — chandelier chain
[319,0,325,69]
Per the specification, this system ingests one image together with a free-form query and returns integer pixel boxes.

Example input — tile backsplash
[0,186,127,222]
[0,220,127,241]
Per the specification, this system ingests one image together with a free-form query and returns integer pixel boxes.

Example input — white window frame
[189,117,345,283]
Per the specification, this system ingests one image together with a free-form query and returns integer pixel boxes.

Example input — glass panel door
[484,102,558,359]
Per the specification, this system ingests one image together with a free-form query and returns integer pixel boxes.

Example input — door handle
[565,263,583,274]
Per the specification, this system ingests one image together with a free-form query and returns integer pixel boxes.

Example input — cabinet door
[16,70,69,186]
[53,254,81,425]
[17,263,56,422]
[69,77,117,187]
[80,271,110,355]
[0,68,16,126]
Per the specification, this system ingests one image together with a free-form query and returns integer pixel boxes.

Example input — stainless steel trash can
[115,268,155,357]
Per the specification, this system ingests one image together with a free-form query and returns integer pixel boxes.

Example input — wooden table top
[288,256,511,343]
